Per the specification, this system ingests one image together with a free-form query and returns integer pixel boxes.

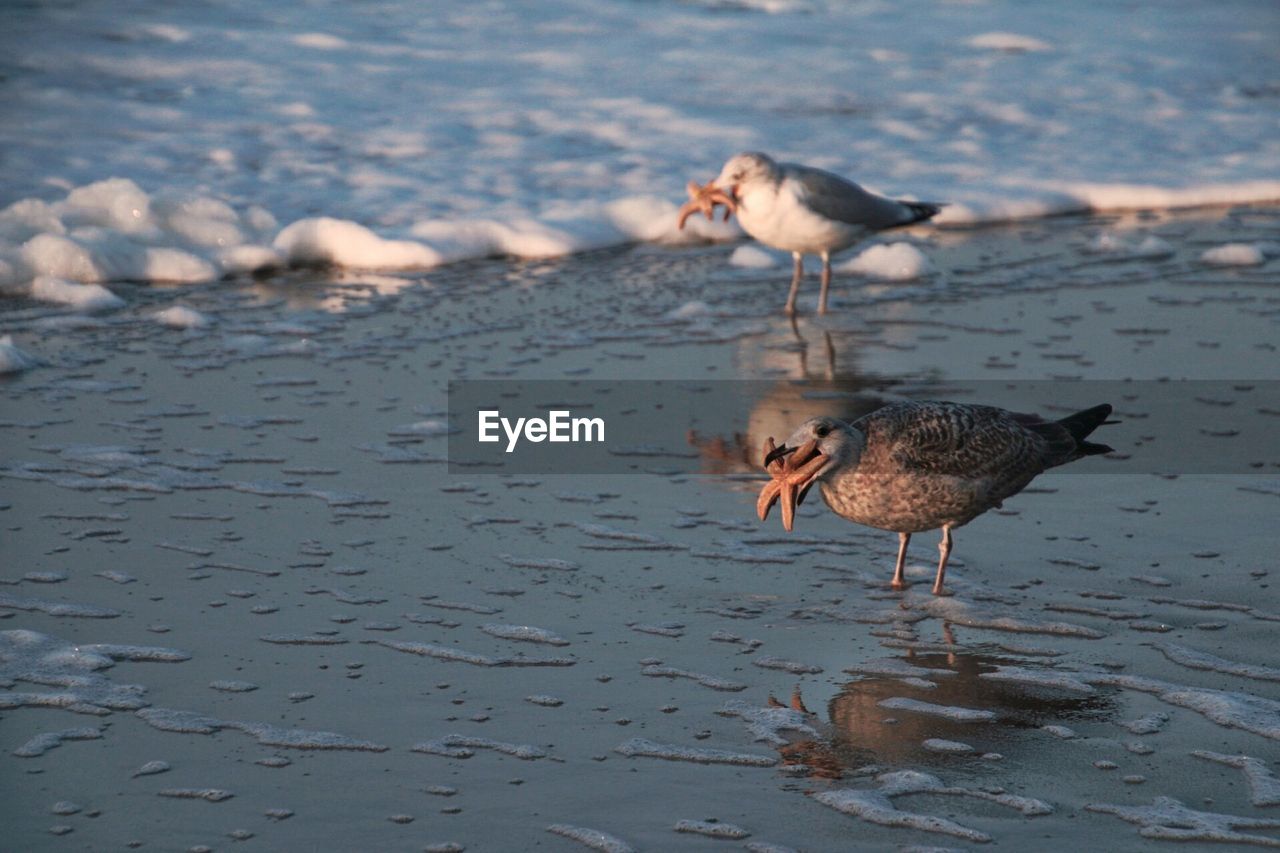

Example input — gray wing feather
[782,163,918,230]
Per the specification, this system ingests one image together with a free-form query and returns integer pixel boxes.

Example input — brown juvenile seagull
[757,401,1115,595]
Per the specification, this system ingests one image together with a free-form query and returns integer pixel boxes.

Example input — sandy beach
[3,204,1279,850]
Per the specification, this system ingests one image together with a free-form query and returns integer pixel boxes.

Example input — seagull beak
[757,438,829,531]
[764,442,793,467]
[723,184,738,220]
[781,439,827,530]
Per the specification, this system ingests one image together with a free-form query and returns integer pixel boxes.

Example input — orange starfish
[676,179,737,230]
[755,436,829,532]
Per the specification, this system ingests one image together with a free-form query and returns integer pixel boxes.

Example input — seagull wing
[863,402,1050,488]
[782,164,926,231]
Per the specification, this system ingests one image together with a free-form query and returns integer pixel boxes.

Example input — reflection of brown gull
[760,401,1115,595]
[761,651,1113,777]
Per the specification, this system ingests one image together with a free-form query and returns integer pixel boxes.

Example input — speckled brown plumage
[760,400,1115,594]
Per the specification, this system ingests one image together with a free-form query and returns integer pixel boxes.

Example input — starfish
[755,436,829,532]
[676,179,737,230]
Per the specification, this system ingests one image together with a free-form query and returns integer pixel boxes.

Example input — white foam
[815,770,1051,842]
[2,0,1279,292]
[967,32,1052,52]
[1087,797,1280,845]
[365,637,575,667]
[1086,232,1174,259]
[413,734,546,760]
[274,217,442,269]
[641,663,746,692]
[153,305,211,329]
[497,554,580,572]
[479,623,570,646]
[674,820,750,839]
[666,300,713,320]
[13,726,102,757]
[29,275,124,311]
[1192,751,1280,807]
[845,659,953,679]
[1200,243,1266,267]
[922,738,975,754]
[877,697,997,722]
[1154,642,1280,683]
[920,598,1105,639]
[0,335,38,374]
[546,824,634,853]
[729,245,778,268]
[1089,672,1280,740]
[838,243,934,281]
[218,244,283,274]
[615,737,776,766]
[719,700,819,746]
[137,707,387,751]
[978,665,1096,694]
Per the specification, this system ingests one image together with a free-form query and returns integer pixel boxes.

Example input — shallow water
[2,207,1279,850]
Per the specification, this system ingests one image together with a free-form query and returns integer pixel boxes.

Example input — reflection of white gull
[710,152,941,315]
[760,401,1115,595]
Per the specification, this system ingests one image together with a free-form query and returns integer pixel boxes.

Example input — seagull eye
[815,425,831,438]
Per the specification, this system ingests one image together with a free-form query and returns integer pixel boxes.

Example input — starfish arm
[780,480,796,531]
[676,199,701,230]
[756,479,782,521]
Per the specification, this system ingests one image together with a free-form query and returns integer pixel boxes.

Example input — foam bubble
[615,737,776,766]
[13,726,103,757]
[136,708,388,751]
[1200,243,1266,267]
[153,306,211,329]
[838,243,934,281]
[546,824,634,853]
[877,697,997,722]
[815,770,1050,842]
[30,276,124,311]
[718,701,819,746]
[1191,751,1280,807]
[729,246,778,268]
[0,335,38,374]
[967,32,1052,52]
[413,735,546,760]
[674,819,750,839]
[274,217,442,269]
[479,624,570,646]
[1087,796,1280,845]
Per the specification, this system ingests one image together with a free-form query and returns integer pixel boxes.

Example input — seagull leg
[891,532,910,589]
[818,251,832,315]
[784,253,804,315]
[932,525,953,596]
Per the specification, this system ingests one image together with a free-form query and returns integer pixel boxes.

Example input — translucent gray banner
[447,379,1280,475]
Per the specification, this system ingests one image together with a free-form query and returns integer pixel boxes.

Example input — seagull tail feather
[1056,403,1115,457]
[899,201,944,226]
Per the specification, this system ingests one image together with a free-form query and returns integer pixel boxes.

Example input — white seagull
[710,152,942,315]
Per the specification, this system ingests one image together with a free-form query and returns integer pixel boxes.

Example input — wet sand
[3,207,1280,851]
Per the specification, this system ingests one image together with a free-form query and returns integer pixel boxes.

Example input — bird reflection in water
[688,323,898,474]
[761,647,1116,780]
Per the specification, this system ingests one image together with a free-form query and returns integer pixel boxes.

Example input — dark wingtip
[904,201,943,224]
